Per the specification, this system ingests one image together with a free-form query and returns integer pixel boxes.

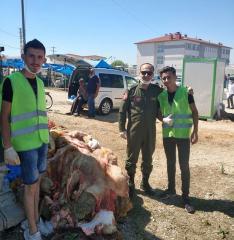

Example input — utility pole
[21,0,26,45]
[51,46,56,86]
[51,46,56,63]
[0,47,5,82]
[19,28,24,54]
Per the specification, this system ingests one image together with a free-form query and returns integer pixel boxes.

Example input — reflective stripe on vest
[163,123,193,129]
[11,123,48,137]
[11,110,47,123]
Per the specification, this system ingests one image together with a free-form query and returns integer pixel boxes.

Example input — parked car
[67,67,137,115]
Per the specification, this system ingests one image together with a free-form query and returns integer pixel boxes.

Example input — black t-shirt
[2,77,37,102]
[158,91,194,108]
[87,75,99,94]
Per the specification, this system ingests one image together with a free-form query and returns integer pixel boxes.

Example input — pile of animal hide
[39,122,132,237]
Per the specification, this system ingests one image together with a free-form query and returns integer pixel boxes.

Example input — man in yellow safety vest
[1,39,49,240]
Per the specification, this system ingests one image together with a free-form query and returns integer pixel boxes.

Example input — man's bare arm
[1,101,12,148]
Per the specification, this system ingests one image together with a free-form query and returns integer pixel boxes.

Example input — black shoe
[159,189,176,199]
[182,196,195,214]
[184,203,195,214]
[65,112,72,115]
[140,181,155,196]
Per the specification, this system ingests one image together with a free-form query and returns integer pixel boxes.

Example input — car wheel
[99,99,112,115]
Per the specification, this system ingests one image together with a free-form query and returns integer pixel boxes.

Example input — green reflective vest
[158,86,193,138]
[8,72,49,151]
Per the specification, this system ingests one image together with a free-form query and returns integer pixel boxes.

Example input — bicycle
[45,91,53,109]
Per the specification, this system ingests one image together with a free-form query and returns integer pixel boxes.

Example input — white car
[68,67,137,115]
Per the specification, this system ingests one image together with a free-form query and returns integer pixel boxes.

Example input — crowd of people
[0,39,200,240]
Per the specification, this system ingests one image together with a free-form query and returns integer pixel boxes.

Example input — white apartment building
[135,32,231,76]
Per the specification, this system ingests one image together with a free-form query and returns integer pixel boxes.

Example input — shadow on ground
[118,195,162,240]
[136,188,234,218]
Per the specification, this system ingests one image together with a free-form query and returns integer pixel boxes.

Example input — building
[135,32,231,75]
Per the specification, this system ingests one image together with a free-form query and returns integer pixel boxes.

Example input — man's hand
[191,130,198,144]
[4,147,20,165]
[187,86,194,95]
[163,114,174,126]
[119,131,127,140]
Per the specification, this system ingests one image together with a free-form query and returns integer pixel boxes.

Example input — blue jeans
[18,143,48,185]
[88,94,95,117]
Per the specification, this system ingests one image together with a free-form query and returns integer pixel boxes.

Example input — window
[157,56,164,64]
[157,45,164,53]
[186,43,192,49]
[125,76,137,89]
[99,73,124,88]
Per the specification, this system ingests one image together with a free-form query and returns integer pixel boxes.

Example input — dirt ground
[1,88,234,240]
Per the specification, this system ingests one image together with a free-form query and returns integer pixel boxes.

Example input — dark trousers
[88,94,95,117]
[163,137,190,196]
[227,94,234,108]
[74,96,87,114]
[70,97,79,114]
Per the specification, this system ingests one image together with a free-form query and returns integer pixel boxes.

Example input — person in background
[73,78,88,116]
[87,68,100,118]
[67,78,87,116]
[157,66,198,214]
[1,39,49,240]
[227,79,234,109]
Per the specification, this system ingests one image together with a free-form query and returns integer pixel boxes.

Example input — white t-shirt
[228,82,234,95]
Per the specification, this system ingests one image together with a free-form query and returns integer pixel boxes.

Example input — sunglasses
[141,71,153,76]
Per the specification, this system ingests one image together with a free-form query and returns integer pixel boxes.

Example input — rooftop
[135,32,231,48]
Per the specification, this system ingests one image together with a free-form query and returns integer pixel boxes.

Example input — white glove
[119,131,127,139]
[163,114,174,127]
[88,139,100,150]
[4,147,21,165]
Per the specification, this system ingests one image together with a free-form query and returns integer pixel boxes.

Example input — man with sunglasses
[158,66,198,213]
[119,63,163,198]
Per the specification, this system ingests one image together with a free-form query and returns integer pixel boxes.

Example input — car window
[125,76,138,89]
[99,73,124,88]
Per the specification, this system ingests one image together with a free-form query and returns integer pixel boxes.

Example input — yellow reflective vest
[7,72,49,151]
[158,86,193,138]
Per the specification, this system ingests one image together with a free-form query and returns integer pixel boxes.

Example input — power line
[0,28,19,38]
[110,0,156,35]
[0,43,20,50]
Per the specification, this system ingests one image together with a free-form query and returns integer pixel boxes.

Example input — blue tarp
[2,58,112,74]
[82,59,112,69]
[2,59,24,69]
[2,59,75,76]
[42,63,75,75]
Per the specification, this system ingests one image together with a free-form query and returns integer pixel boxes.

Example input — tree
[111,60,128,69]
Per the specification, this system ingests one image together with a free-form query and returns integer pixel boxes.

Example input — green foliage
[111,60,128,68]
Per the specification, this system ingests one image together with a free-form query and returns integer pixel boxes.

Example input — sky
[1,0,234,65]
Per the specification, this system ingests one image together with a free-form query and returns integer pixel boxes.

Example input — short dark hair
[23,39,46,54]
[89,68,94,75]
[159,66,176,77]
[140,63,154,72]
